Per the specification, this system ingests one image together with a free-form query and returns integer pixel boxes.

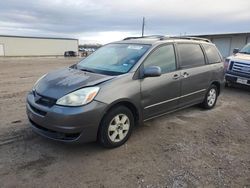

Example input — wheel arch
[210,81,221,95]
[100,99,142,127]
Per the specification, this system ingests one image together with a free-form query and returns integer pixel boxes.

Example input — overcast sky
[0,0,250,44]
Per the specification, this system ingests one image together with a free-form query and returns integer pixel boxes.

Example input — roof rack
[160,36,211,43]
[123,35,211,43]
[123,35,164,40]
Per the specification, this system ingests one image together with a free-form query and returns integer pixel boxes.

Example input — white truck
[225,43,250,87]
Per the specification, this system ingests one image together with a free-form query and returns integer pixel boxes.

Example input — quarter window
[177,43,205,68]
[203,44,222,64]
[144,45,176,74]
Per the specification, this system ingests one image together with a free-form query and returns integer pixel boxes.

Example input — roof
[115,38,161,45]
[194,32,250,38]
[0,34,78,41]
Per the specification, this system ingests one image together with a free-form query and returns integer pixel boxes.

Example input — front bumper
[225,73,250,86]
[26,92,107,143]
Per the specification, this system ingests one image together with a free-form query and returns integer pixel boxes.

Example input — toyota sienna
[26,36,224,148]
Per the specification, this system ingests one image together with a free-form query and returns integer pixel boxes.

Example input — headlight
[56,87,100,106]
[33,74,47,91]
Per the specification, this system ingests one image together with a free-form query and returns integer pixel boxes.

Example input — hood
[229,53,250,62]
[35,67,114,99]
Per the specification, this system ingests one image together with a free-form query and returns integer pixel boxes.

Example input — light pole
[142,17,145,37]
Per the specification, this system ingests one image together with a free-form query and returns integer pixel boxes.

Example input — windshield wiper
[79,68,95,73]
[239,51,250,54]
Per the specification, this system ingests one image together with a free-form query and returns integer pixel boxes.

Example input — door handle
[172,74,180,80]
[182,72,189,78]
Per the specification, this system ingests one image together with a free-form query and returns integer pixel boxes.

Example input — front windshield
[77,43,151,75]
[239,43,250,54]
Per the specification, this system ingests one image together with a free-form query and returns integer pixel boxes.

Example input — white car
[224,43,250,87]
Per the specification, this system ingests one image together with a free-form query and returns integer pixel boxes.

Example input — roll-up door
[212,38,231,58]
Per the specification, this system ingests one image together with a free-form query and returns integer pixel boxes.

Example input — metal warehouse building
[195,32,250,58]
[0,35,78,57]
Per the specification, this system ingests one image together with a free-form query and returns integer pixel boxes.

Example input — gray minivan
[26,36,224,148]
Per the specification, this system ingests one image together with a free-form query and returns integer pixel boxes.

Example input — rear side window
[144,44,176,74]
[177,43,205,68]
[203,44,222,64]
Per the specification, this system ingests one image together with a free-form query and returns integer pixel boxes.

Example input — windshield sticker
[127,45,144,50]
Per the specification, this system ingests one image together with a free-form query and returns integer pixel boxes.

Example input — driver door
[140,44,181,120]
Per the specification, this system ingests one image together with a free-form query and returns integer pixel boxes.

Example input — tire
[225,81,231,88]
[98,106,134,148]
[201,85,218,109]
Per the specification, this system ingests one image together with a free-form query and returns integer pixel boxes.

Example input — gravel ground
[0,57,250,188]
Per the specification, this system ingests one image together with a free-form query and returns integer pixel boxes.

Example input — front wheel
[98,106,134,148]
[225,81,231,88]
[201,85,218,109]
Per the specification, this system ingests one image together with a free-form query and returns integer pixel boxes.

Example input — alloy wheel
[207,88,217,107]
[108,114,130,143]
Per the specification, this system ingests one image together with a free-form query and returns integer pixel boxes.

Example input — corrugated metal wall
[198,34,250,58]
[211,38,231,58]
[0,36,78,56]
[0,44,4,56]
[211,36,247,58]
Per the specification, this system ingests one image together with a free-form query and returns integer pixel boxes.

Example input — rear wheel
[98,106,134,148]
[201,85,218,109]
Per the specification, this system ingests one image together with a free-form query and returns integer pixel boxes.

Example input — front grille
[229,61,234,70]
[231,61,250,75]
[29,103,47,116]
[33,91,56,107]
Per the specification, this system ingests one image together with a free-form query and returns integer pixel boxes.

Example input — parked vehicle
[26,36,224,148]
[64,51,77,57]
[224,43,250,87]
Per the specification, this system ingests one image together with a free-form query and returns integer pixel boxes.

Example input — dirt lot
[0,57,250,188]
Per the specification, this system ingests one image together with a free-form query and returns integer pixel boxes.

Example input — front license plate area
[236,78,248,85]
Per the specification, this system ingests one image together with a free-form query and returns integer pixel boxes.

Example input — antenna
[141,17,145,37]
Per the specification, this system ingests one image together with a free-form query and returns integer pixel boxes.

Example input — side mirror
[144,66,161,77]
[233,48,239,54]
